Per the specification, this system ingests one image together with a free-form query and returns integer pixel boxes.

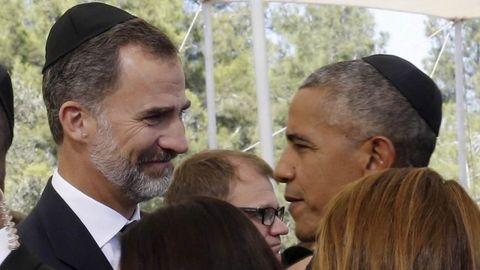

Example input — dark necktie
[120,220,137,233]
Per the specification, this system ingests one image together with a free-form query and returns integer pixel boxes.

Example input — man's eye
[144,115,165,125]
[294,143,309,149]
[248,213,263,221]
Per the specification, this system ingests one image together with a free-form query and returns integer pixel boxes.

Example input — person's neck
[57,147,137,219]
[299,241,315,251]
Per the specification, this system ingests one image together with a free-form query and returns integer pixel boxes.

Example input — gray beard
[89,116,173,203]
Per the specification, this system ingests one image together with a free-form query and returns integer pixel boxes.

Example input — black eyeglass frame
[239,206,285,226]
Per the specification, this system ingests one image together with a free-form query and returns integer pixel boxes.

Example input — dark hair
[0,111,10,154]
[314,167,480,270]
[121,197,283,270]
[164,150,273,204]
[43,18,178,144]
[300,60,437,166]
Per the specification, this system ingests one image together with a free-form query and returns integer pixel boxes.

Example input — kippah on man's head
[0,66,14,144]
[43,2,136,72]
[362,54,442,136]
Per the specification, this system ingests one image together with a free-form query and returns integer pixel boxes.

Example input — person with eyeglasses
[164,149,289,260]
[238,206,285,227]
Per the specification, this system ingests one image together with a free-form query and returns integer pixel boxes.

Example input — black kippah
[0,66,14,143]
[362,54,442,136]
[43,2,136,73]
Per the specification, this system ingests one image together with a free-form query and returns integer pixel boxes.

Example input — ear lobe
[59,101,92,143]
[364,136,396,172]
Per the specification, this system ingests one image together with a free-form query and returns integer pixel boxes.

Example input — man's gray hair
[300,60,437,167]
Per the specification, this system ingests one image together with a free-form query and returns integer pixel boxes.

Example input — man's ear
[360,136,396,173]
[58,101,93,143]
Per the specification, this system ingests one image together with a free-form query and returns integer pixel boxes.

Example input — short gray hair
[43,18,178,144]
[300,60,437,167]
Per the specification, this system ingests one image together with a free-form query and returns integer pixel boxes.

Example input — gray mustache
[137,149,176,164]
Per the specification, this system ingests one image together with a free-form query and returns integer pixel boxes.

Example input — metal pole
[454,20,469,189]
[250,0,274,166]
[203,1,218,149]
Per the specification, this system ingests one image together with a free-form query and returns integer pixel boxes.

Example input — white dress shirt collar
[51,168,141,248]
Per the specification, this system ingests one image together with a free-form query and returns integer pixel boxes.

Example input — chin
[295,227,316,243]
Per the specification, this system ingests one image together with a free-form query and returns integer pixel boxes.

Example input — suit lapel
[38,180,113,270]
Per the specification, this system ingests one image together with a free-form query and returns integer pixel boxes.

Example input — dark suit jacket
[18,179,112,270]
[0,244,53,270]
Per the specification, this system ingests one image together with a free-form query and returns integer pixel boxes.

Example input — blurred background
[2,0,479,248]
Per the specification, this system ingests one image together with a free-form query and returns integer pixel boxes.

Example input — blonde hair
[314,168,480,270]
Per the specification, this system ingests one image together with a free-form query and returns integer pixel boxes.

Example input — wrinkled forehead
[289,87,339,127]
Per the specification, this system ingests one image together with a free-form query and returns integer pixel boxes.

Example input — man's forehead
[287,92,332,133]
[228,177,278,208]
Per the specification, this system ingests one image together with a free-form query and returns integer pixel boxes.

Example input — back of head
[120,196,282,270]
[314,168,480,270]
[164,149,273,204]
[42,2,178,144]
[300,55,441,167]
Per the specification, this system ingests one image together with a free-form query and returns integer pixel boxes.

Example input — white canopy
[211,0,480,19]
[270,0,480,19]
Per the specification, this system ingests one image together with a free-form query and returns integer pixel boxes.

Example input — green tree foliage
[424,18,480,199]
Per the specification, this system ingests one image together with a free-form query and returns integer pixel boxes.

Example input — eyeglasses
[239,206,285,226]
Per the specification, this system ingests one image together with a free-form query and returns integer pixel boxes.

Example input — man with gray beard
[90,112,177,203]
[18,3,189,270]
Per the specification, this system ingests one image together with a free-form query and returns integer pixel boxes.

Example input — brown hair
[120,196,283,270]
[164,149,273,204]
[43,18,178,144]
[313,167,480,270]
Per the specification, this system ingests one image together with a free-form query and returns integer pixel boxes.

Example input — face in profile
[90,44,190,202]
[274,88,366,242]
[227,160,289,259]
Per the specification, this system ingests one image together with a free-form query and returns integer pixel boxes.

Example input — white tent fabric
[271,0,480,19]
[212,0,480,19]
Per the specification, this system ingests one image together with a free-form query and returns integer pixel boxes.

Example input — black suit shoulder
[18,179,112,270]
[0,244,53,270]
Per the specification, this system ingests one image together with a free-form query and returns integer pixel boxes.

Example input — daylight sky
[371,8,437,73]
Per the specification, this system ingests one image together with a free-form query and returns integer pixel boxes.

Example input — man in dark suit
[274,55,442,270]
[0,67,52,270]
[18,3,189,270]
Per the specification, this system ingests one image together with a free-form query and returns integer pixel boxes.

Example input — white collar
[51,168,141,248]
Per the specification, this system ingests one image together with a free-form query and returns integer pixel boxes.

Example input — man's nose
[270,216,289,236]
[157,120,188,154]
[274,156,295,183]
